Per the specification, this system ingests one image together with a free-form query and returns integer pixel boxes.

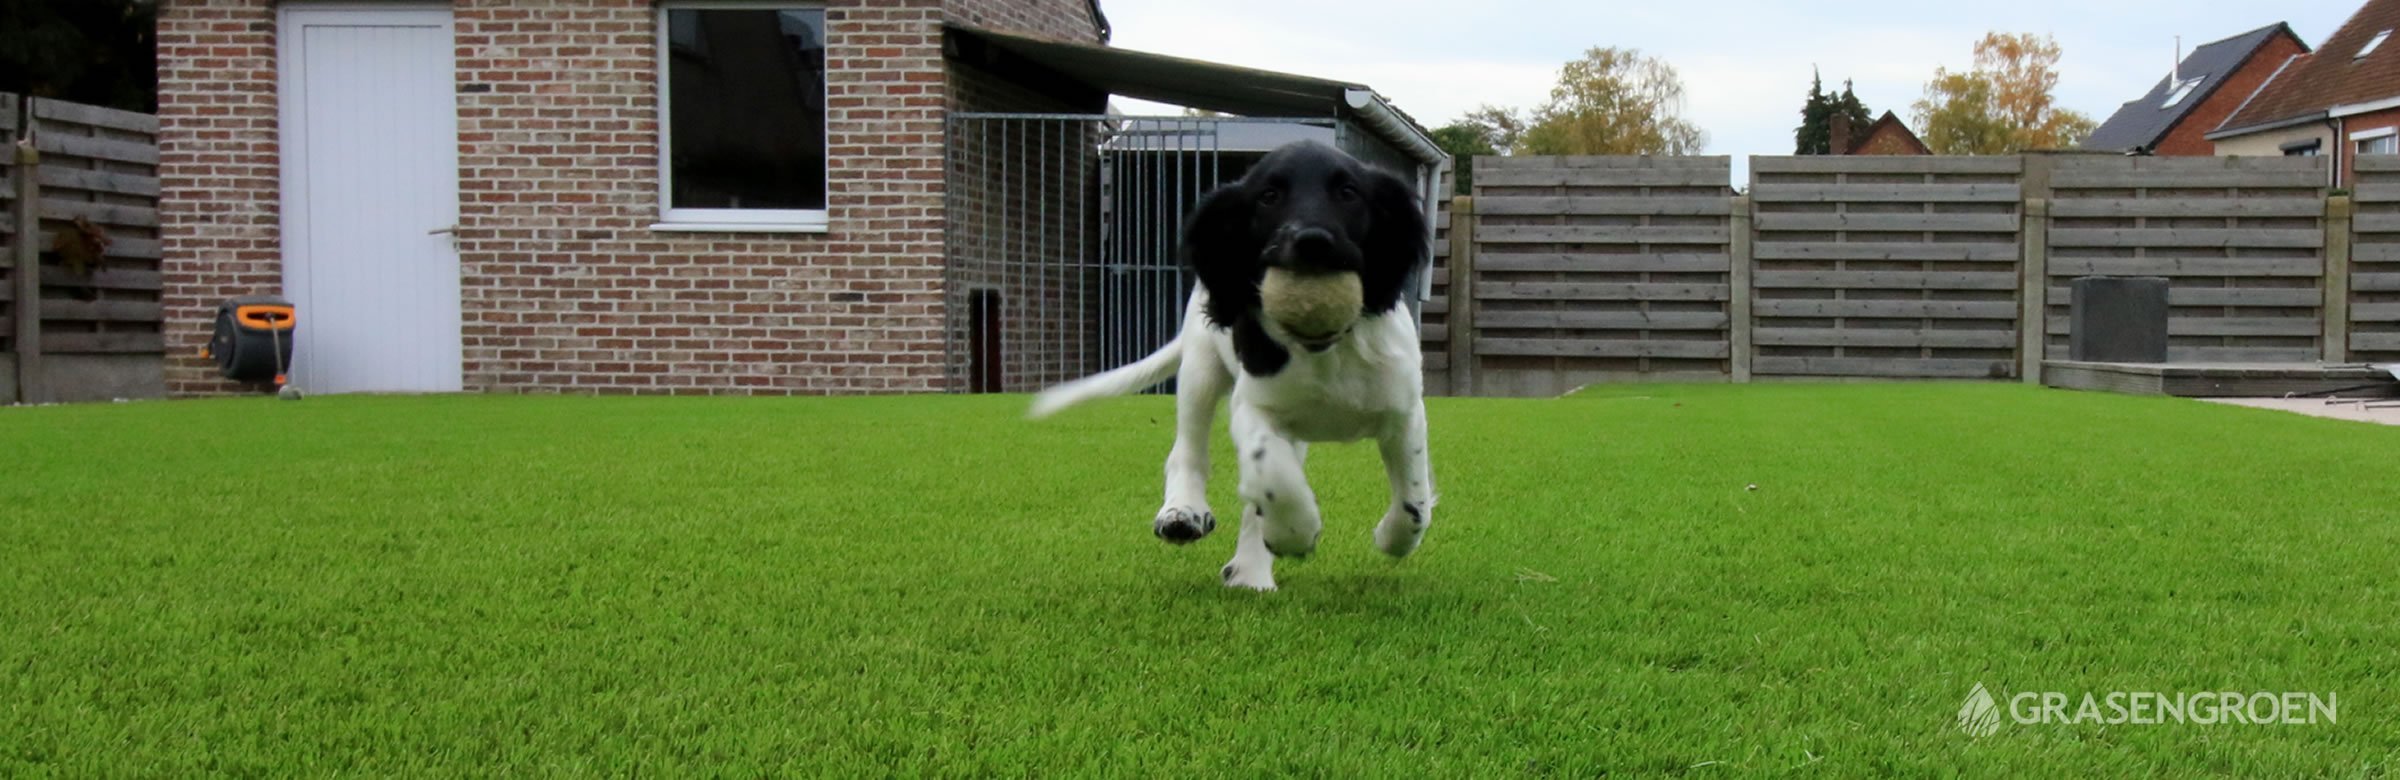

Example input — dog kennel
[940,25,1447,394]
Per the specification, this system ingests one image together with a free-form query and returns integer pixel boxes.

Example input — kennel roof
[944,24,1446,168]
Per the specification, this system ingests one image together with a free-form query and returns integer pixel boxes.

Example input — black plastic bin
[2069,276,2170,363]
[207,296,297,384]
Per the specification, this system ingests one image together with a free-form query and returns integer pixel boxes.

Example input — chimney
[1830,112,1854,155]
[2173,35,2182,85]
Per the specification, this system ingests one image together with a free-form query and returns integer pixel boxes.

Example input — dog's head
[1179,141,1429,356]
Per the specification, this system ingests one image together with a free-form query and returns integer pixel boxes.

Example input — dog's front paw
[1153,506,1216,545]
[1221,561,1276,591]
[1373,502,1430,558]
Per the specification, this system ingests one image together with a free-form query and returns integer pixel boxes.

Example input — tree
[1431,121,1501,194]
[1455,104,1527,153]
[0,0,157,112]
[1516,47,1706,156]
[1914,71,2011,155]
[1795,70,1875,154]
[1911,32,2097,154]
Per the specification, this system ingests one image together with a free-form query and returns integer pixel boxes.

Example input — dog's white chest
[1233,317,1421,443]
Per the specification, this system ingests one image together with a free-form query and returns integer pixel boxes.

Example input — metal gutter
[1344,88,1448,168]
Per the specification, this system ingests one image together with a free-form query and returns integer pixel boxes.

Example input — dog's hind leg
[1373,403,1435,558]
[1154,339,1231,545]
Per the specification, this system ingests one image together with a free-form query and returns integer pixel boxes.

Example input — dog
[1029,141,1435,591]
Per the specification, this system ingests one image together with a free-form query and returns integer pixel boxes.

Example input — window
[2352,30,2390,59]
[2283,140,2322,157]
[2360,30,2392,60]
[2161,78,2202,108]
[657,3,828,231]
[2358,130,2398,157]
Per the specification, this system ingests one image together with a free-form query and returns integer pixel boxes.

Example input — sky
[1098,1,2360,179]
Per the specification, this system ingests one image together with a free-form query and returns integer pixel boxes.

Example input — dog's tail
[1027,336,1185,420]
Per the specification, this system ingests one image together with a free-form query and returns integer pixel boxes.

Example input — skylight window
[2360,30,2392,59]
[2162,78,2203,108]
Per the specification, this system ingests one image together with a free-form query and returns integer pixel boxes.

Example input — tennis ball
[1259,268,1362,340]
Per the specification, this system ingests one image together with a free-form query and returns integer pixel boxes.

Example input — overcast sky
[1100,1,2359,177]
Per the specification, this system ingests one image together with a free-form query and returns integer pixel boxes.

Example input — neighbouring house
[2083,23,2311,156]
[155,0,1442,397]
[1830,110,1930,156]
[2209,0,2400,184]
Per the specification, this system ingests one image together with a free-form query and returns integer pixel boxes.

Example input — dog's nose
[1289,228,1336,261]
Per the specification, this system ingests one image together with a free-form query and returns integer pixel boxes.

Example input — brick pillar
[156,0,282,396]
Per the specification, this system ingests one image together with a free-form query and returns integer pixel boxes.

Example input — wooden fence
[1,94,164,404]
[1751,156,2021,380]
[1453,156,1733,396]
[2349,156,2400,362]
[1434,153,2388,396]
[2044,156,2329,363]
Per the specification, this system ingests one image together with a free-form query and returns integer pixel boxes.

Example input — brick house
[2209,0,2400,185]
[2083,23,2310,156]
[1829,111,1930,156]
[155,1,1442,397]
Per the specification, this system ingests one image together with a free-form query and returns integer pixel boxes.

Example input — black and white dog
[1030,141,1435,591]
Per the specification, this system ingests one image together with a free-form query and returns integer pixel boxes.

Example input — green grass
[3,384,2396,775]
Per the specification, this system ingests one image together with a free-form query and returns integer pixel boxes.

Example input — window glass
[665,8,828,212]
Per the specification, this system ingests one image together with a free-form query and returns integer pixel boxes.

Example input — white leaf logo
[1957,683,2002,737]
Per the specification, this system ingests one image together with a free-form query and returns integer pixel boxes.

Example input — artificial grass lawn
[2,384,2396,775]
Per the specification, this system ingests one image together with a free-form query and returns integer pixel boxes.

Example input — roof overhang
[2331,95,2400,118]
[942,24,1446,169]
[2205,111,2332,140]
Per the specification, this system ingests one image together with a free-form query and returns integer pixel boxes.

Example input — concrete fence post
[1728,193,1753,383]
[1446,194,1476,396]
[2019,197,2050,384]
[2325,195,2354,364]
[11,139,37,404]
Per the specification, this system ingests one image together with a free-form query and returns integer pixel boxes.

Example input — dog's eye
[1334,185,1361,202]
[1258,189,1284,206]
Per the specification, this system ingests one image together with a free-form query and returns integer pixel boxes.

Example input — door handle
[428,224,459,236]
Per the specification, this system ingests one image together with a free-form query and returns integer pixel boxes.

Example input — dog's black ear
[1359,167,1429,315]
[1180,182,1263,328]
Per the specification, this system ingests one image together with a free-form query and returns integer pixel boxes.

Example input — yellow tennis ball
[1259,268,1362,339]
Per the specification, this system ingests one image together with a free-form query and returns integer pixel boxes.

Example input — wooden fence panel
[28,97,163,356]
[1749,155,2022,379]
[2352,156,2400,361]
[2,91,18,360]
[1468,156,1732,395]
[2044,156,2327,363]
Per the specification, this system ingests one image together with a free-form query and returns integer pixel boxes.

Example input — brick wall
[944,0,1100,43]
[157,0,282,395]
[2341,104,2400,187]
[2159,32,2309,157]
[157,0,1101,396]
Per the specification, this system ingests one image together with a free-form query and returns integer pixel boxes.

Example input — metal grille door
[943,114,1337,393]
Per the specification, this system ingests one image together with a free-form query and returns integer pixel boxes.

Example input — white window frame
[2361,30,2393,60]
[2161,78,2202,109]
[653,0,830,233]
[2355,126,2398,157]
